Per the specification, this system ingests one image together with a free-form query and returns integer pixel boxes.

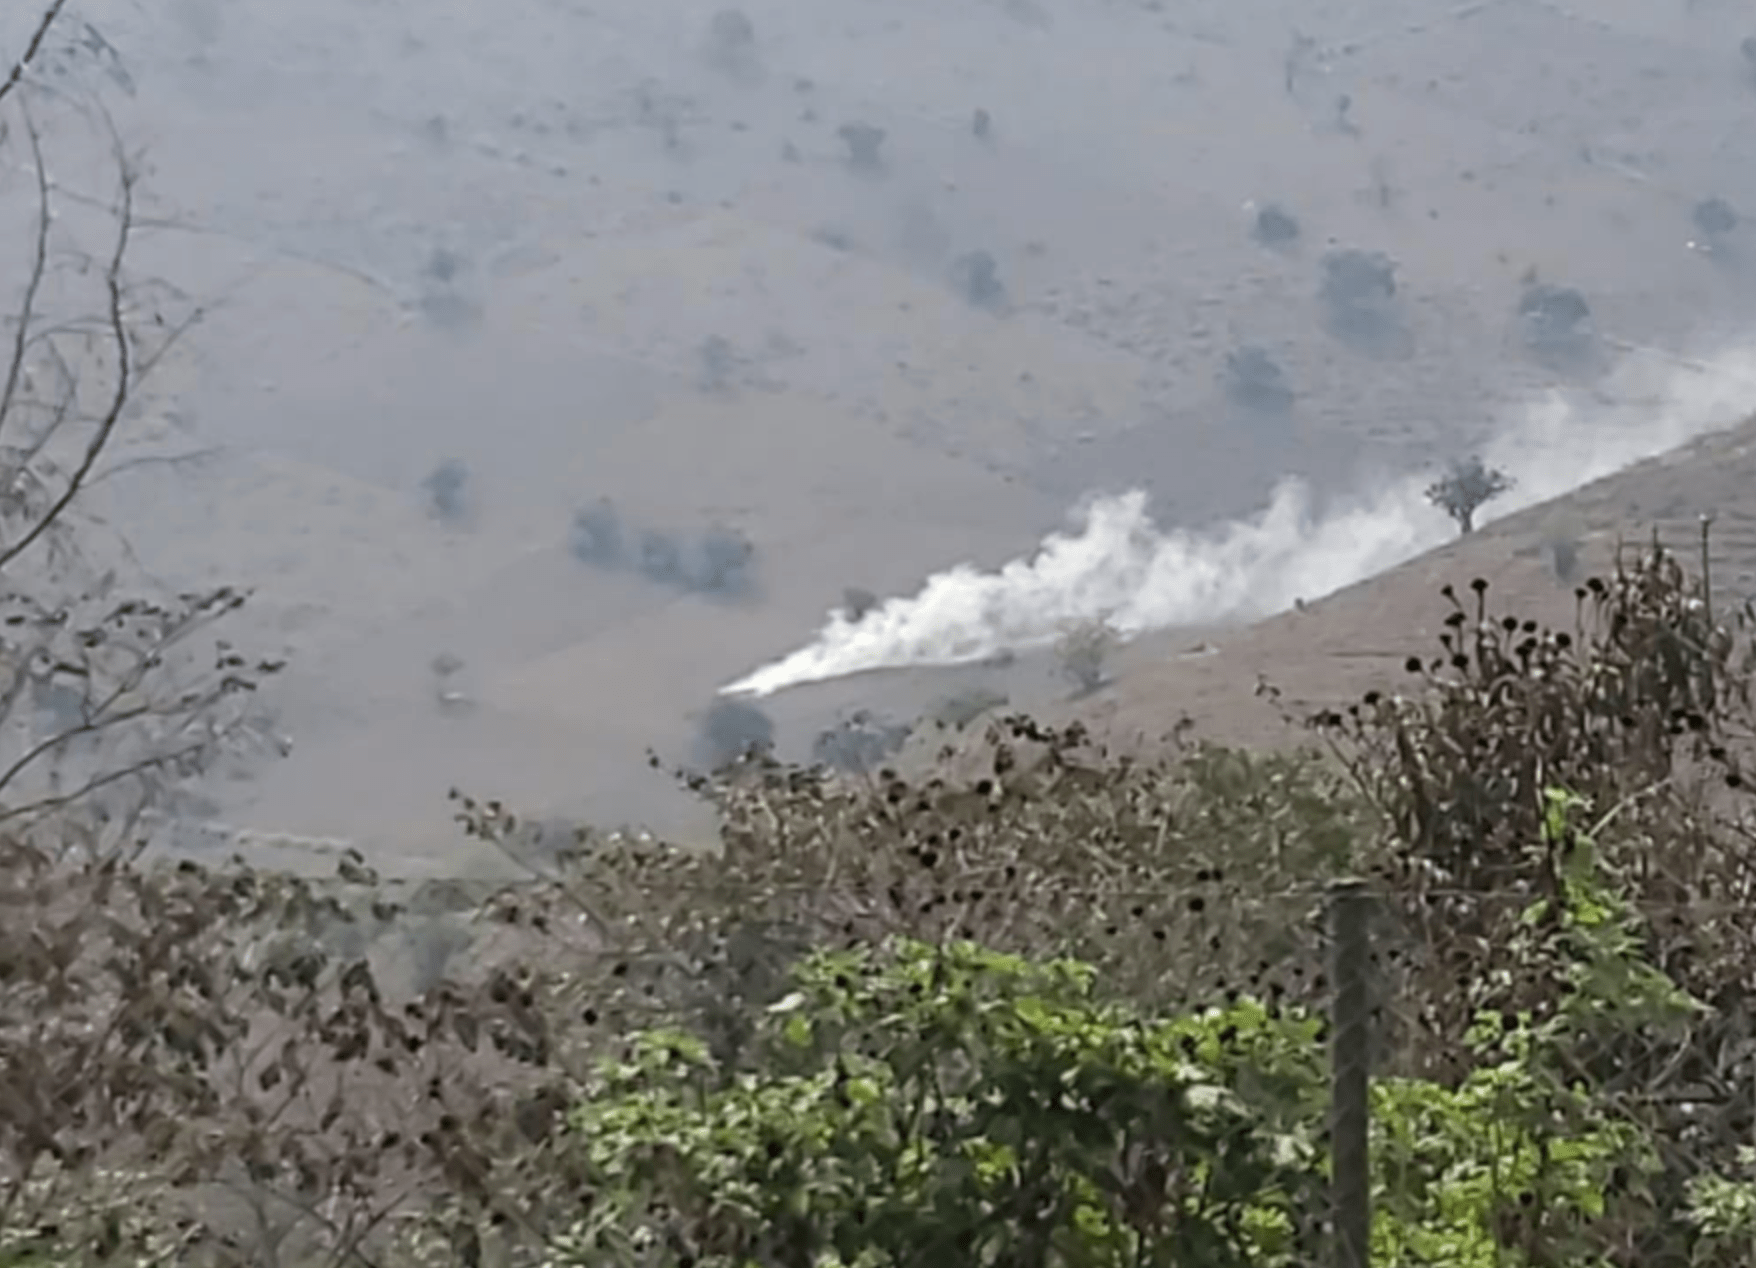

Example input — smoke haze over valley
[8,0,1756,869]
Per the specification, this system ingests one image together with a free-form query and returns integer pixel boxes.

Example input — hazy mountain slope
[1074,411,1756,754]
[18,0,1756,867]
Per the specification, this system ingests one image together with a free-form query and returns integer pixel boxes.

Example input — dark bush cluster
[420,457,471,525]
[1317,246,1407,352]
[950,248,1004,308]
[1319,246,1396,313]
[837,120,886,169]
[1517,280,1594,365]
[697,696,776,770]
[704,6,757,74]
[568,498,757,598]
[1249,201,1300,246]
[1219,343,1294,412]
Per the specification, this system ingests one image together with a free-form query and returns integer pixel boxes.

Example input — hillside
[18,0,1756,867]
[1076,409,1756,753]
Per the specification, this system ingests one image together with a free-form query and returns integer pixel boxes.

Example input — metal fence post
[1329,879,1373,1268]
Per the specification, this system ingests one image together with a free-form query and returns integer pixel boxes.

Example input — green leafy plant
[555,899,1676,1268]
[557,939,1328,1268]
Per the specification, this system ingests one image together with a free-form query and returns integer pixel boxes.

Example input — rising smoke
[723,343,1756,698]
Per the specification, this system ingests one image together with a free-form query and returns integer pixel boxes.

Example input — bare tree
[1425,456,1514,536]
[0,4,280,853]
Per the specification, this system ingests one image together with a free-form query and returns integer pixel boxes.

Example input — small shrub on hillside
[636,527,686,586]
[697,696,776,770]
[1055,615,1118,693]
[704,7,757,75]
[950,248,1005,308]
[837,121,886,170]
[685,524,756,598]
[1250,201,1301,246]
[1221,343,1295,411]
[696,333,736,391]
[420,458,470,525]
[569,497,627,567]
[840,585,880,622]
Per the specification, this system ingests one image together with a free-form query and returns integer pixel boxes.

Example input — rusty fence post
[1329,879,1373,1268]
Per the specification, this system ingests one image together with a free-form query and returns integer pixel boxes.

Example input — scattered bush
[1220,343,1294,411]
[1320,246,1397,312]
[687,524,757,598]
[837,120,887,169]
[704,7,756,73]
[1517,281,1595,366]
[568,497,626,567]
[1694,196,1740,242]
[423,246,464,284]
[840,585,880,622]
[567,502,759,598]
[420,457,470,524]
[696,333,736,391]
[950,248,1004,308]
[1319,247,1404,350]
[1250,201,1301,246]
[697,697,776,770]
[636,527,686,587]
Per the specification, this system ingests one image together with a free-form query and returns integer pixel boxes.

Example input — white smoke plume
[723,342,1756,698]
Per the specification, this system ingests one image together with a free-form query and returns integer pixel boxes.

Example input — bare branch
[0,124,134,573]
[0,0,68,110]
[0,734,216,830]
[0,97,52,456]
[84,444,225,492]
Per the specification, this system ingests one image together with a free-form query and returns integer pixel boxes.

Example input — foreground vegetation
[7,8,1756,1264]
[3,536,1756,1267]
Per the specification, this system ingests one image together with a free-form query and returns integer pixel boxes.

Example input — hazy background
[10,0,1756,871]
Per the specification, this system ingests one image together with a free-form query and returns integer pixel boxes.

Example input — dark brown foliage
[1291,535,1756,1264]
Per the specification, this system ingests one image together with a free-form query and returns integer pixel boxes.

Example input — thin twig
[0,122,134,573]
[0,0,68,111]
[83,445,225,492]
[0,97,52,457]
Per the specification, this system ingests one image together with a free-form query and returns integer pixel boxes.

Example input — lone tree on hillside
[1426,456,1514,536]
[0,2,280,853]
